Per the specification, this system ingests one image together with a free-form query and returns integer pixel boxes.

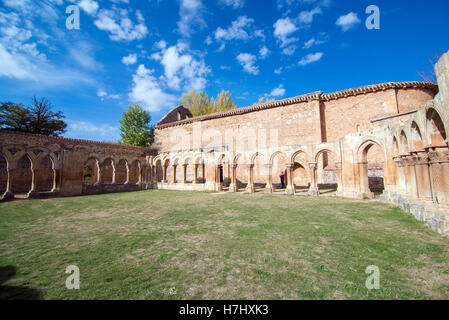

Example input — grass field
[1,190,449,300]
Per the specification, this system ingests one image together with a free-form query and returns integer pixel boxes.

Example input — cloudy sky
[0,0,448,141]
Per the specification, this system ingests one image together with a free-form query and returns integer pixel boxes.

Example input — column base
[229,183,238,192]
[2,191,14,201]
[285,187,295,195]
[265,184,274,193]
[27,190,39,199]
[308,187,319,196]
[245,183,255,193]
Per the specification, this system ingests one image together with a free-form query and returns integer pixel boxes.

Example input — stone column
[3,167,15,200]
[357,161,373,198]
[285,164,295,195]
[428,148,449,206]
[335,161,343,196]
[216,165,223,191]
[413,152,433,202]
[404,154,419,201]
[182,164,188,184]
[111,162,116,184]
[96,164,104,185]
[229,164,238,192]
[193,164,199,184]
[265,164,273,193]
[245,164,255,193]
[172,165,177,183]
[393,157,407,195]
[307,163,319,196]
[163,165,168,183]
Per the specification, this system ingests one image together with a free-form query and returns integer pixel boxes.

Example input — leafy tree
[119,104,154,147]
[211,90,237,112]
[28,96,67,136]
[182,89,237,116]
[182,89,213,116]
[0,97,67,136]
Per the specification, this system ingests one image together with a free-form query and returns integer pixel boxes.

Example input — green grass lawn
[1,190,449,300]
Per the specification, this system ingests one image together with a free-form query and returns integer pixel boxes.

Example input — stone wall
[0,131,156,199]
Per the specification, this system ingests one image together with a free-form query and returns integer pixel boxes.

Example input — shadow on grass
[0,266,42,300]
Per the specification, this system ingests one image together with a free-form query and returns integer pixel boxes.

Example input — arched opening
[194,158,205,183]
[411,122,424,151]
[103,159,114,184]
[252,153,268,192]
[427,109,447,147]
[129,160,141,184]
[115,159,128,184]
[359,141,385,197]
[400,131,409,154]
[235,154,248,191]
[155,159,163,182]
[293,162,309,192]
[316,150,337,194]
[163,159,170,182]
[83,158,99,186]
[184,158,194,183]
[271,152,288,192]
[12,154,32,195]
[0,153,7,193]
[218,154,231,190]
[36,155,55,192]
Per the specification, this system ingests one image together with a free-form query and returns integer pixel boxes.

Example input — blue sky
[0,0,448,142]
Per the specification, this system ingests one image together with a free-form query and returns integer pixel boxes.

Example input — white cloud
[273,17,298,48]
[94,8,148,41]
[122,53,138,65]
[97,89,120,100]
[77,0,99,16]
[259,46,270,59]
[266,84,286,98]
[213,16,264,50]
[151,42,210,91]
[236,53,259,75]
[178,0,206,37]
[129,64,178,112]
[69,41,102,71]
[67,120,119,138]
[298,52,323,66]
[298,7,322,24]
[336,12,361,31]
[303,33,327,49]
[274,67,282,74]
[219,0,245,8]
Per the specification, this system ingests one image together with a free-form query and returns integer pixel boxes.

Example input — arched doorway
[129,160,141,184]
[251,153,268,192]
[115,159,128,184]
[271,152,288,192]
[12,154,32,195]
[83,158,99,186]
[103,159,114,184]
[358,140,385,198]
[36,155,55,192]
[235,154,248,191]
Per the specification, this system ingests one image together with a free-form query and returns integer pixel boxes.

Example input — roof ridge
[155,81,437,129]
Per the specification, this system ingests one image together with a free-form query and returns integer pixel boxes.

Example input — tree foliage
[0,96,67,136]
[182,89,237,116]
[119,104,154,147]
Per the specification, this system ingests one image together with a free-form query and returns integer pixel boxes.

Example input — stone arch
[251,152,269,189]
[102,158,115,184]
[129,160,141,184]
[314,148,338,193]
[12,154,33,194]
[410,121,424,152]
[217,153,231,187]
[154,158,163,182]
[392,136,400,157]
[426,108,447,147]
[35,154,55,192]
[83,157,100,186]
[400,130,409,154]
[290,149,311,165]
[115,159,128,184]
[270,151,288,190]
[357,139,386,197]
[234,153,248,190]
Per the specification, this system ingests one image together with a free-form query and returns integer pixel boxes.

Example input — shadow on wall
[0,266,42,300]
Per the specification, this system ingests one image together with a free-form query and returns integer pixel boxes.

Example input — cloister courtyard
[1,189,449,300]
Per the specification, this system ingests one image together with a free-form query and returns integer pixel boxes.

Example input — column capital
[308,162,317,170]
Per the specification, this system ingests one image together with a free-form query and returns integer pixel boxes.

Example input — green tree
[0,97,67,136]
[211,90,237,112]
[181,89,213,116]
[182,89,237,116]
[119,104,154,147]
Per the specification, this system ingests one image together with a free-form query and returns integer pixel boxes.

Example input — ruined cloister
[1,50,449,236]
